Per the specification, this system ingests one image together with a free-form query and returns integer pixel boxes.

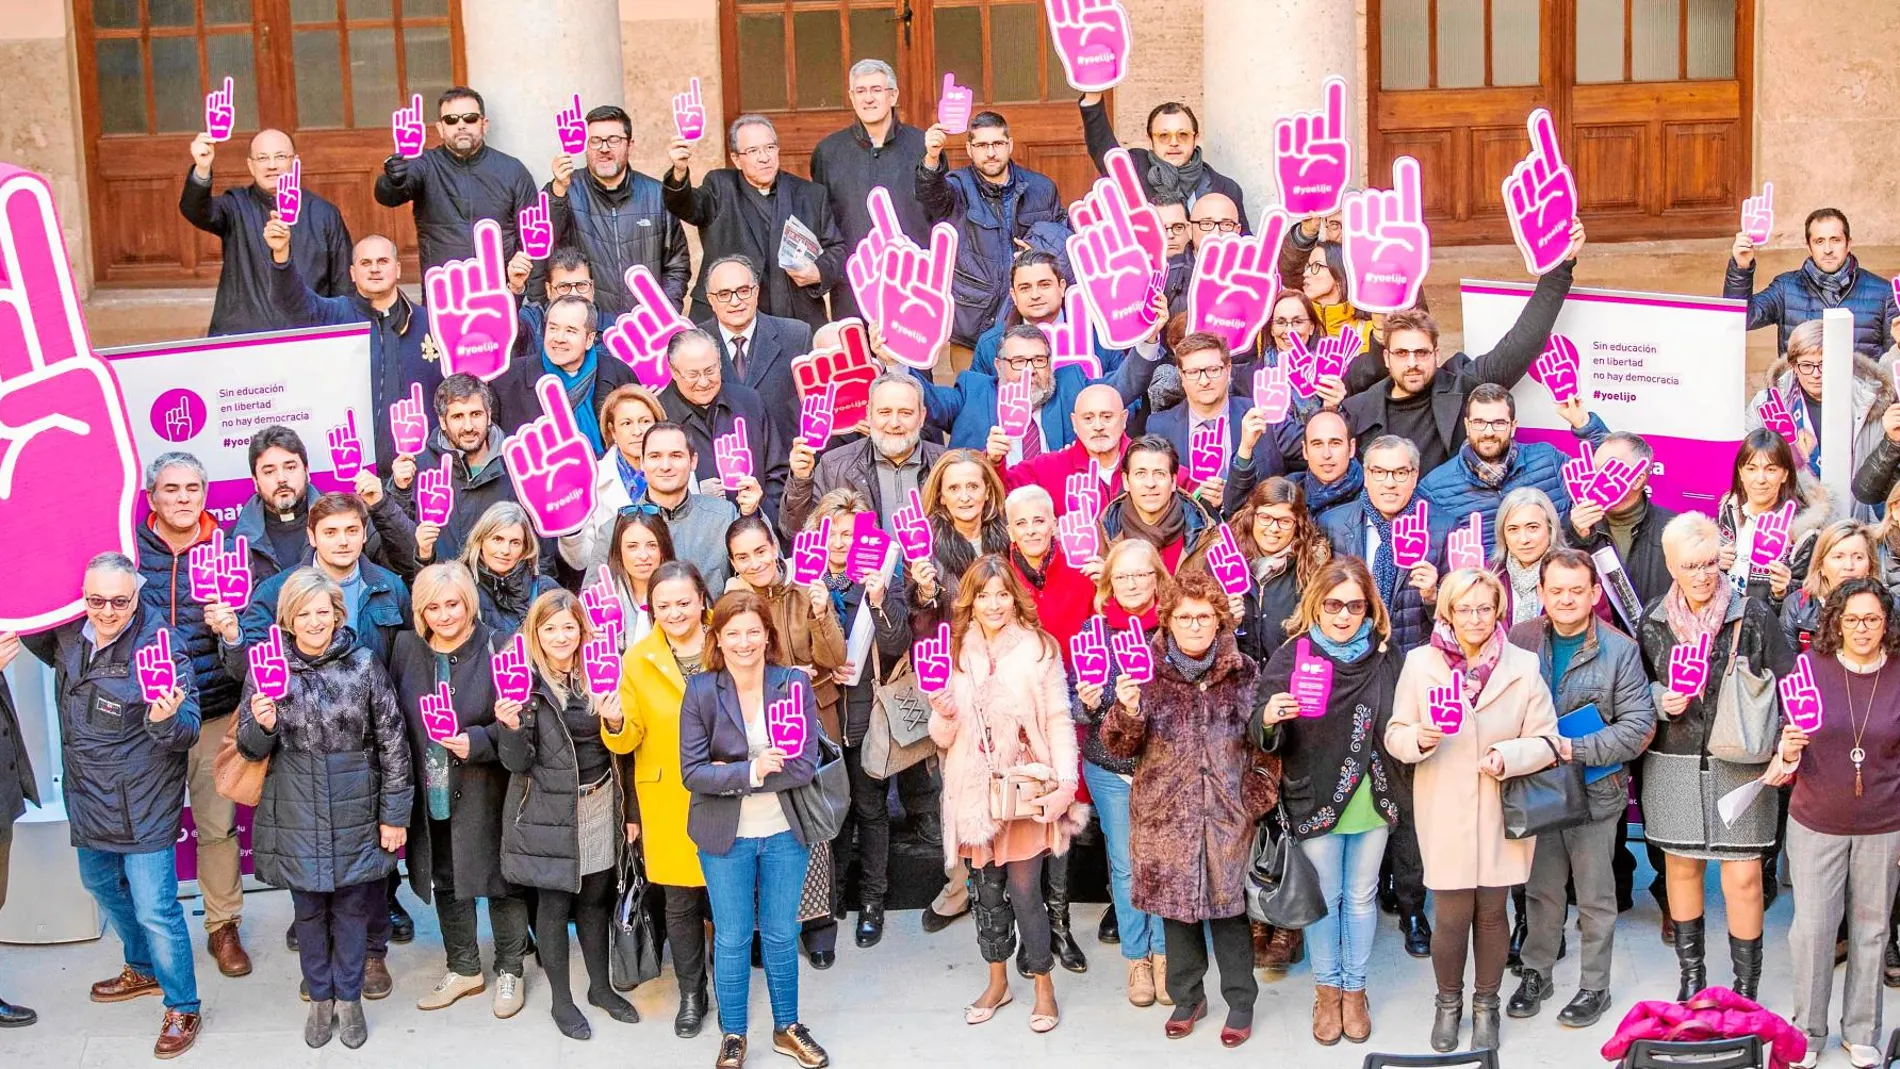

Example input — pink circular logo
[151,389,207,443]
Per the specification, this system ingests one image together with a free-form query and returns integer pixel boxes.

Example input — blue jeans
[700,831,811,1035]
[76,846,200,1013]
[1083,760,1156,959]
[1298,824,1391,992]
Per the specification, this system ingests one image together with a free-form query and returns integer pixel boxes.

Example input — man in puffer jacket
[1725,206,1897,358]
[1417,384,1609,553]
[373,87,538,271]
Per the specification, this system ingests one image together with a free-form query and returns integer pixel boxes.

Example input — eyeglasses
[968,139,1010,153]
[550,279,595,296]
[1191,219,1240,233]
[1271,316,1312,330]
[1387,347,1436,363]
[709,285,757,304]
[1451,605,1498,621]
[618,503,662,518]
[1172,612,1218,628]
[587,135,629,150]
[1843,614,1888,631]
[676,367,721,385]
[1466,418,1515,433]
[1256,515,1296,531]
[1162,222,1189,236]
[85,595,134,611]
[1303,262,1332,275]
[1001,354,1051,371]
[250,152,293,165]
[1181,365,1228,383]
[1793,361,1824,376]
[1152,131,1194,146]
[735,143,780,161]
[1111,570,1156,585]
[1321,598,1369,616]
[1367,465,1416,483]
[1678,557,1722,575]
[439,112,483,126]
[850,85,893,98]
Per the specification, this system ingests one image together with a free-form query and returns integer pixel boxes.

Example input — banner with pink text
[1460,281,1746,515]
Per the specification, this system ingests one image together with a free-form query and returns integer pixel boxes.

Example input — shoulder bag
[1244,807,1327,929]
[978,705,1056,822]
[609,851,662,990]
[863,646,937,780]
[1501,735,1592,839]
[212,708,269,807]
[1706,608,1778,764]
[785,727,851,844]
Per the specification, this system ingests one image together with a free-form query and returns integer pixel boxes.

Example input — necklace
[1843,660,1884,797]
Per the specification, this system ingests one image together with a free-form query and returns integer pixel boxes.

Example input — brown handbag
[212,711,269,807]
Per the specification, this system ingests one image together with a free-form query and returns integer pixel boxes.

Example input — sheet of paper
[1716,780,1764,828]
[838,598,875,688]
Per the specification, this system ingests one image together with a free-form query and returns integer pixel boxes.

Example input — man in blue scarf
[1725,206,1897,357]
[492,294,634,454]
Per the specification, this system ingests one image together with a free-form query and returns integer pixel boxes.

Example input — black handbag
[1243,809,1327,929]
[609,853,662,990]
[785,730,850,845]
[1501,735,1592,840]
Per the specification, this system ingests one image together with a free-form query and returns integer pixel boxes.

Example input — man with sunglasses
[184,126,353,335]
[1077,93,1250,231]
[375,86,538,271]
[812,58,930,322]
[698,255,810,445]
[664,114,844,331]
[543,104,690,322]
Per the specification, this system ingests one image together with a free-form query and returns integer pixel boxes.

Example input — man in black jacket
[546,104,690,321]
[1078,92,1250,231]
[811,58,931,321]
[658,329,787,524]
[491,294,634,453]
[664,115,845,330]
[374,86,539,271]
[0,632,39,1027]
[183,127,352,335]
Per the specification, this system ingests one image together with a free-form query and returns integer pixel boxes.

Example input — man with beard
[919,321,1162,455]
[231,426,318,583]
[1077,94,1249,230]
[1726,206,1896,357]
[1000,383,1129,504]
[544,104,690,321]
[780,373,944,540]
[1416,383,1606,552]
[375,87,538,270]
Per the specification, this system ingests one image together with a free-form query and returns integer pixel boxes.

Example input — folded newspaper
[778,215,820,270]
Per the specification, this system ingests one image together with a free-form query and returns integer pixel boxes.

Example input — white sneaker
[1846,1044,1880,1069]
[492,972,524,1019]
[416,970,485,1011]
[1793,1045,1821,1069]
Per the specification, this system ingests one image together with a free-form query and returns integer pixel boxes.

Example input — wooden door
[75,0,465,285]
[1368,0,1751,245]
[721,0,1099,205]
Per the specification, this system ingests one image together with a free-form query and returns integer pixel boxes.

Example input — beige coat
[1386,641,1559,891]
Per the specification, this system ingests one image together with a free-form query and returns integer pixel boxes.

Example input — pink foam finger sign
[997,374,1034,439]
[798,383,837,450]
[1741,181,1774,246]
[1045,0,1131,92]
[1779,653,1825,733]
[1427,672,1467,735]
[1285,333,1321,399]
[845,188,908,326]
[214,533,252,610]
[602,265,691,392]
[1063,471,1101,518]
[1272,75,1352,218]
[1342,156,1432,314]
[846,511,893,582]
[580,564,624,636]
[1757,392,1798,442]
[1447,511,1486,571]
[790,516,830,586]
[1187,213,1288,353]
[713,415,753,492]
[1069,615,1112,688]
[1312,322,1361,383]
[1529,333,1582,405]
[1667,632,1712,697]
[1501,108,1579,276]
[1111,620,1153,684]
[791,319,878,430]
[420,681,460,745]
[1584,456,1640,510]
[937,72,975,135]
[1206,523,1250,597]
[582,631,620,697]
[1040,286,1101,378]
[502,374,599,537]
[892,487,934,564]
[392,93,426,158]
[556,93,587,156]
[423,218,517,381]
[248,625,290,701]
[389,381,430,456]
[1056,510,1100,568]
[1251,362,1293,423]
[913,621,953,694]
[672,77,706,143]
[1067,150,1166,347]
[1750,499,1798,569]
[274,157,303,226]
[875,222,959,370]
[766,683,809,754]
[490,632,533,704]
[415,452,456,526]
[1187,416,1226,485]
[1561,442,1596,505]
[187,531,223,603]
[205,75,235,142]
[134,629,178,703]
[518,190,554,260]
[1390,499,1431,570]
[326,408,363,480]
[1291,637,1335,718]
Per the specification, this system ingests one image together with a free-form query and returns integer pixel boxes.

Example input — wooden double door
[1370,0,1754,244]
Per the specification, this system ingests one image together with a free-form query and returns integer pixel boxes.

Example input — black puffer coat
[1637,593,1795,758]
[473,562,560,637]
[497,676,623,893]
[237,629,413,892]
[373,144,539,270]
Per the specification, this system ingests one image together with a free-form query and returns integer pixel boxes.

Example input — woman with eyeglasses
[1387,567,1558,1053]
[560,385,668,571]
[1638,511,1794,1003]
[600,507,677,649]
[456,502,559,635]
[1747,320,1895,507]
[1491,487,1571,625]
[1782,520,1875,653]
[1718,428,1829,606]
[1768,578,1900,1069]
[1232,478,1333,661]
[1256,557,1406,1045]
[1276,240,1368,339]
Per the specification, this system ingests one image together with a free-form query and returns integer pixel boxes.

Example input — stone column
[1200,0,1358,219]
[461,0,627,185]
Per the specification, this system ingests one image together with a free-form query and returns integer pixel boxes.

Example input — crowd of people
[5,52,1900,1069]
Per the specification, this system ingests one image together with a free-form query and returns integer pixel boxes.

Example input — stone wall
[0,1,89,296]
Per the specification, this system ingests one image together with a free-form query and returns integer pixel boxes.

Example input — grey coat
[1506,617,1658,820]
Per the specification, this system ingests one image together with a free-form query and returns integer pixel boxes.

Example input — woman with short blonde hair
[275,567,348,632]
[409,562,481,639]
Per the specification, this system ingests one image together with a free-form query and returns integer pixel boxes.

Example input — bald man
[1001,382,1131,504]
[1187,192,1242,253]
[185,127,354,335]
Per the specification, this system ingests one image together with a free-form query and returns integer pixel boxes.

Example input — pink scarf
[1431,620,1506,699]
[1664,578,1732,648]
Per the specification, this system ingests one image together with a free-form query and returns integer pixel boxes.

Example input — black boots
[1506,970,1550,1018]
[1471,993,1502,1051]
[1045,860,1088,974]
[1430,993,1463,1052]
[1731,934,1764,1001]
[1507,887,1528,974]
[1674,916,1708,1001]
[674,980,709,1039]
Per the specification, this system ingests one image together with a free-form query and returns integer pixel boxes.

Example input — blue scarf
[1361,495,1400,607]
[613,449,647,502]
[542,349,603,452]
[1308,620,1372,664]
[1293,459,1365,515]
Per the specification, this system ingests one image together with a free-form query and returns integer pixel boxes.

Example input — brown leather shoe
[1342,988,1372,1043]
[91,966,161,1003]
[1313,983,1344,1045]
[154,1009,201,1059]
[1251,922,1273,968]
[362,957,393,1000]
[207,925,252,978]
[1264,927,1305,973]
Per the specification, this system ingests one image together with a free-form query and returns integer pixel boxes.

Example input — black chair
[1623,1036,1765,1069]
[1361,1051,1500,1069]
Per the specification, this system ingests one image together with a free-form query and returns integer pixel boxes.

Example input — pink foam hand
[1741,181,1774,246]
[214,533,251,609]
[766,684,809,754]
[1447,511,1485,571]
[1342,156,1432,314]
[580,564,624,635]
[1069,615,1112,688]
[846,511,893,582]
[913,621,953,693]
[1284,332,1321,399]
[845,187,908,326]
[187,533,222,602]
[672,77,706,143]
[1667,632,1712,697]
[1757,391,1798,442]
[789,516,830,585]
[1427,672,1467,735]
[1187,213,1287,353]
[1251,362,1293,423]
[415,452,456,526]
[712,415,753,492]
[389,381,430,456]
[248,625,290,701]
[1529,333,1582,405]
[392,93,426,158]
[798,383,836,450]
[1063,471,1101,518]
[875,222,959,370]
[892,487,934,564]
[1111,621,1153,684]
[1749,499,1797,568]
[1039,286,1101,378]
[423,218,517,381]
[1779,653,1825,733]
[134,629,177,703]
[420,681,460,744]
[1206,522,1250,597]
[1502,108,1579,276]
[997,374,1034,439]
[326,408,363,480]
[274,157,303,226]
[1290,637,1336,718]
[582,632,620,697]
[502,375,599,537]
[556,93,587,156]
[1045,0,1131,92]
[792,319,878,430]
[518,190,553,260]
[1561,442,1596,505]
[1312,323,1362,382]
[490,632,533,704]
[1186,416,1226,484]
[204,75,235,142]
[937,72,975,135]
[602,265,690,391]
[1390,499,1431,569]
[1584,456,1640,510]
[1068,165,1166,347]
[1272,75,1352,217]
[1056,509,1100,568]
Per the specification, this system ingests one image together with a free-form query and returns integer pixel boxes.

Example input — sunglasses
[1321,598,1369,616]
[439,112,483,126]
[618,503,662,518]
[85,595,135,611]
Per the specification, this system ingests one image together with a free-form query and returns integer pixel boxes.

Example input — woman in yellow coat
[603,560,714,1039]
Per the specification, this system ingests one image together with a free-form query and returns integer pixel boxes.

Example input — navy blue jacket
[374,144,539,270]
[915,159,1068,346]
[677,665,821,855]
[181,169,353,335]
[136,516,240,721]
[547,167,692,320]
[490,343,636,455]
[703,313,814,448]
[1144,396,1289,505]
[232,484,388,586]
[1318,496,1444,655]
[917,351,1159,451]
[970,315,1125,379]
[1415,416,1609,554]
[1724,256,1897,357]
[378,428,557,581]
[221,558,411,682]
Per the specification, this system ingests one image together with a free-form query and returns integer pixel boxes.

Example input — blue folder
[1556,703,1620,784]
